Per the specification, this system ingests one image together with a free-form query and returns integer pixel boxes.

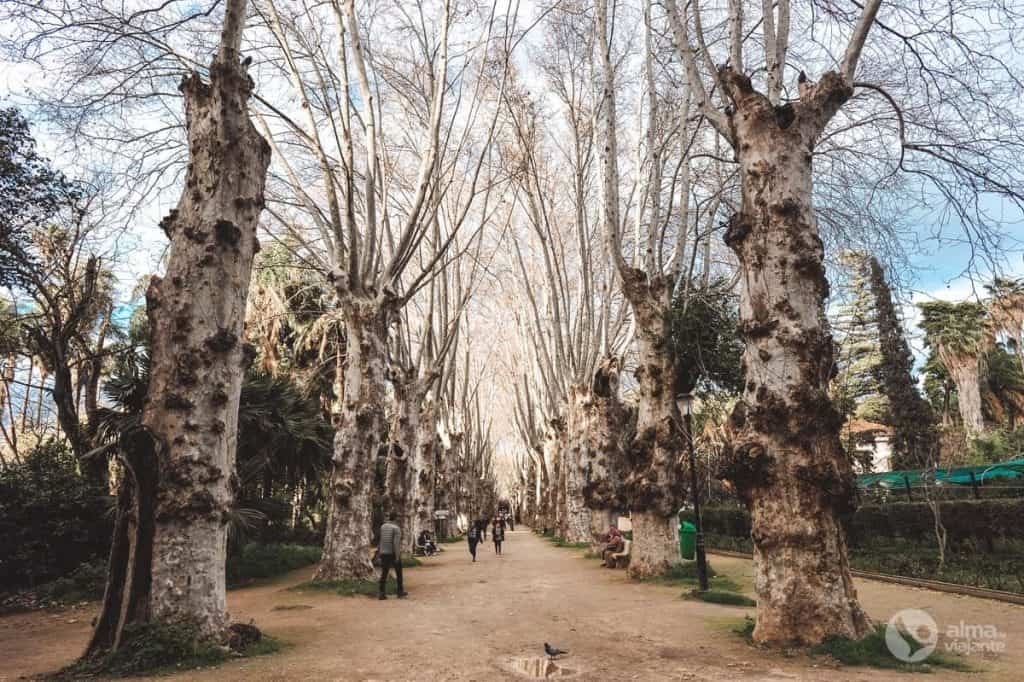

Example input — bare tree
[86,0,270,653]
[664,0,1023,644]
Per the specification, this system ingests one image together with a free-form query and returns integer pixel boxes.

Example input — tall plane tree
[86,0,270,652]
[595,0,707,576]
[663,0,1024,644]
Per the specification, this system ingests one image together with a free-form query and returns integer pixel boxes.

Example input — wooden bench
[610,539,631,568]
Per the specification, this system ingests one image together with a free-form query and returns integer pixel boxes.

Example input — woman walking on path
[467,524,481,562]
[492,520,504,556]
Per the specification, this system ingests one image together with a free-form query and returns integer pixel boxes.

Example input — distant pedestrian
[477,518,488,540]
[492,521,505,555]
[467,524,481,562]
[508,515,514,532]
[377,512,407,600]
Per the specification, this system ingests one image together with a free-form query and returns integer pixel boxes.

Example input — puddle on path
[505,656,578,679]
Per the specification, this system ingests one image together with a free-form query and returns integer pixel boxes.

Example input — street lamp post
[676,393,709,592]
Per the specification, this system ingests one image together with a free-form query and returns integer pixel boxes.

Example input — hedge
[682,500,1024,593]
[684,498,1024,550]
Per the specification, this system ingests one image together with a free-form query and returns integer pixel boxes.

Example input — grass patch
[271,604,313,611]
[292,578,395,597]
[401,556,422,568]
[686,589,756,607]
[734,616,756,640]
[811,624,970,672]
[226,544,321,588]
[641,561,743,593]
[548,536,589,549]
[437,534,463,544]
[56,623,282,678]
[733,618,969,673]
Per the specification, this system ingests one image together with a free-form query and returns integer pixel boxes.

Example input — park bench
[610,539,631,568]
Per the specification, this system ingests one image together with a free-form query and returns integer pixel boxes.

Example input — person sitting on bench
[601,527,624,567]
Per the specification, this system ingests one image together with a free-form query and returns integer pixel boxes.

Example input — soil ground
[1,527,1021,680]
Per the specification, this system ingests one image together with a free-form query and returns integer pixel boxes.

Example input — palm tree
[918,300,992,437]
[982,343,1024,430]
[986,277,1024,373]
[93,345,331,533]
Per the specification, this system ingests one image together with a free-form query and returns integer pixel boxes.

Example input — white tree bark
[316,299,390,580]
[411,400,439,547]
[716,68,870,644]
[562,388,593,544]
[137,0,270,641]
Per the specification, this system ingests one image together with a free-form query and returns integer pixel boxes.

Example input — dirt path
[2,529,1021,680]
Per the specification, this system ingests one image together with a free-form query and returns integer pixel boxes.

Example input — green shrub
[292,578,396,597]
[0,441,113,589]
[62,622,281,677]
[694,500,1024,593]
[687,589,755,607]
[401,556,422,568]
[549,536,589,549]
[811,624,969,672]
[226,544,321,587]
[734,616,755,640]
[38,560,107,603]
[663,562,718,581]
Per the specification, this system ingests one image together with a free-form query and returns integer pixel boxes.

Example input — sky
[2,1,1022,383]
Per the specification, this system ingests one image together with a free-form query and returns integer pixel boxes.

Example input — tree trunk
[719,69,869,646]
[524,455,537,527]
[628,511,678,577]
[948,359,984,437]
[533,450,550,530]
[145,58,270,638]
[411,401,438,550]
[618,272,686,576]
[436,430,461,536]
[578,358,628,542]
[316,299,389,580]
[87,0,270,651]
[562,391,592,544]
[383,446,412,552]
[542,423,563,533]
[589,508,614,552]
[385,374,422,554]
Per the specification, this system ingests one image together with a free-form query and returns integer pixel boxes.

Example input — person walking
[467,523,481,562]
[377,512,407,600]
[492,520,505,556]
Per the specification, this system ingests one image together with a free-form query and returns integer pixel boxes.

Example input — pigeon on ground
[544,643,568,659]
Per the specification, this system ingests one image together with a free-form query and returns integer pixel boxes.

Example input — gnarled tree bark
[718,68,869,645]
[316,297,391,580]
[619,271,687,578]
[85,0,270,653]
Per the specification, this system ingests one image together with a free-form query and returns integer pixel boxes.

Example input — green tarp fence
[857,458,1024,489]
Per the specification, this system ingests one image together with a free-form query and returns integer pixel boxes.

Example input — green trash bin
[679,521,696,560]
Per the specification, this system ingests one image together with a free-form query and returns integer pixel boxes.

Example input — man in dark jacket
[378,513,407,600]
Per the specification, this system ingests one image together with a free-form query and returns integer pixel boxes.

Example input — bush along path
[685,501,1024,595]
[0,544,324,615]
